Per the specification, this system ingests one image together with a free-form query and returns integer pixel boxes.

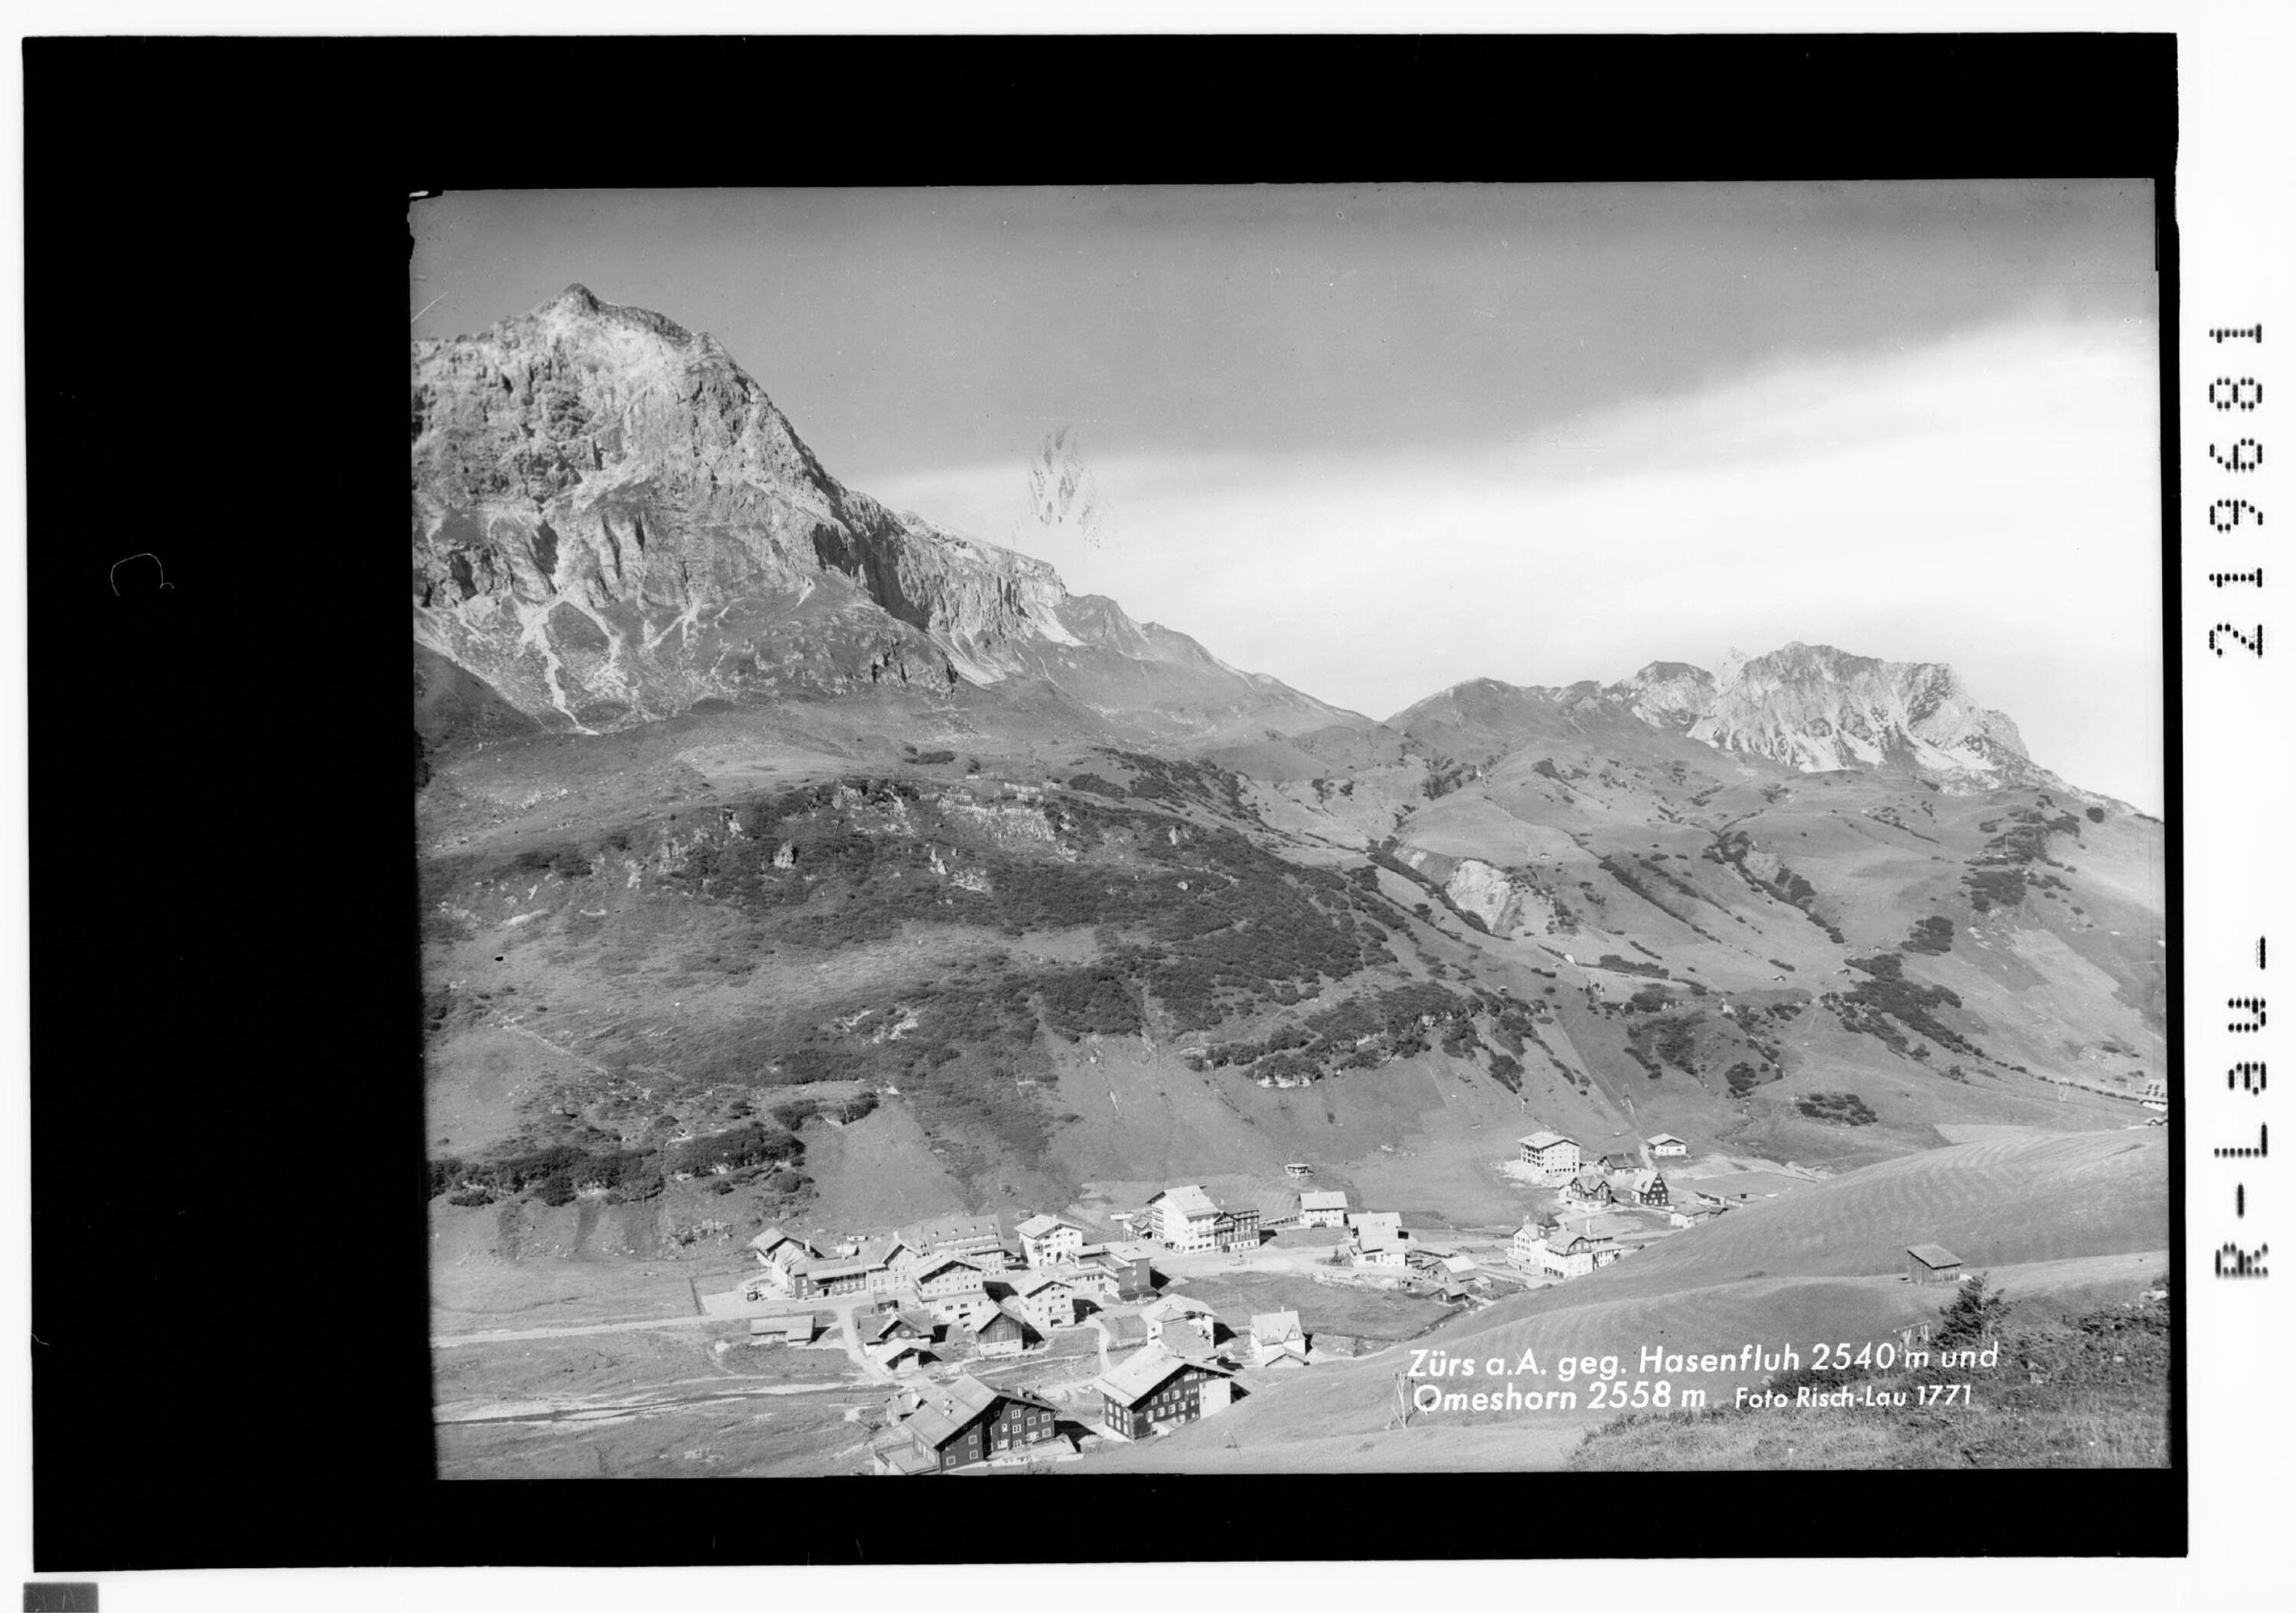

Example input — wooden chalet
[1905,1243,1965,1285]
[1092,1346,1234,1440]
[971,1304,1036,1357]
[870,1375,1062,1475]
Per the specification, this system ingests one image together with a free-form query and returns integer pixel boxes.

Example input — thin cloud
[869,313,2161,812]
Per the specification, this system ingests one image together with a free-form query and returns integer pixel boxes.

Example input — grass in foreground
[1567,1277,2170,1470]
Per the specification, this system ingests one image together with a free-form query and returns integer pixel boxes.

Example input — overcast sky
[413,183,2162,811]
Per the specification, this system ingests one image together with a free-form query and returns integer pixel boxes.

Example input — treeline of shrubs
[429,1139,660,1207]
[1182,980,1547,1089]
[1703,832,1844,943]
[1796,1090,1880,1126]
[1091,749,1249,818]
[1829,953,1982,1061]
[429,1118,813,1207]
[1901,915,1955,955]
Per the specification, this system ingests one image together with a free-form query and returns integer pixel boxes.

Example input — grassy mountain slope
[1087,1128,2164,1471]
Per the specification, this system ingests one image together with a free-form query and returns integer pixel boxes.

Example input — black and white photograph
[51,21,2296,1603]
[409,179,2170,1479]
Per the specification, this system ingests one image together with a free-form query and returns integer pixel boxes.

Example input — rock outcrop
[1389,645,2061,797]
[1686,643,2033,787]
[412,285,1351,741]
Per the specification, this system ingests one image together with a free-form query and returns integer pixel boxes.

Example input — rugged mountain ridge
[1691,642,2032,785]
[412,286,1352,742]
[1391,643,2066,799]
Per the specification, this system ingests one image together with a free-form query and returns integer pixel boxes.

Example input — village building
[1284,1162,1313,1180]
[745,1225,820,1266]
[1247,1310,1309,1367]
[1248,1185,1303,1230]
[1092,1347,1234,1440]
[912,1253,987,1303]
[1140,1294,1223,1344]
[1668,1204,1725,1230]
[1298,1189,1351,1229]
[1541,1221,1625,1279]
[853,1236,914,1290]
[927,1286,1000,1333]
[1349,1210,1404,1243]
[1609,1168,1670,1207]
[743,1250,804,1302]
[971,1304,1035,1358]
[1157,1318,1225,1366]
[1213,1204,1262,1252]
[869,1375,1062,1475]
[1565,1165,1616,1205]
[1354,1227,1412,1267]
[1097,1312,1150,1353]
[1008,1271,1084,1332]
[1348,1211,1412,1266]
[795,1256,879,1298]
[1516,1130,1582,1184]
[1082,1240,1157,1299]
[748,1312,822,1347]
[1015,1214,1087,1269]
[1904,1243,1966,1285]
[1508,1218,1554,1272]
[899,1213,1007,1269]
[872,1338,934,1373]
[866,1310,938,1347]
[1144,1184,1222,1252]
[1647,1132,1689,1158]
[1053,1262,1119,1302]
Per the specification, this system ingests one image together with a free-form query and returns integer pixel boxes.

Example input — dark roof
[974,1306,1029,1338]
[902,1373,1054,1452]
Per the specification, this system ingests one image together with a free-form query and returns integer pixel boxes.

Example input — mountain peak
[411,289,1350,745]
[1688,642,2029,784]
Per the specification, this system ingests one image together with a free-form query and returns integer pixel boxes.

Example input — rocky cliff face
[1687,643,2033,787]
[1612,660,1717,730]
[1391,644,2058,796]
[411,286,1349,740]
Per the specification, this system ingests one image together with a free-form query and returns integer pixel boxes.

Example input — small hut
[1904,1243,1965,1285]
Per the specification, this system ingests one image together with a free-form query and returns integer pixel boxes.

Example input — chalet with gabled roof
[1016,1214,1087,1269]
[898,1213,1006,1269]
[1092,1346,1234,1440]
[1609,1168,1669,1207]
[1905,1243,1965,1285]
[1541,1220,1625,1279]
[869,1374,1062,1475]
[1008,1270,1084,1332]
[1212,1204,1261,1252]
[1247,1309,1307,1366]
[971,1304,1035,1357]
[912,1253,986,1300]
[1565,1165,1615,1205]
